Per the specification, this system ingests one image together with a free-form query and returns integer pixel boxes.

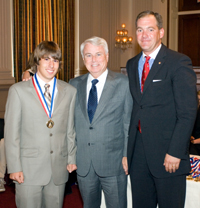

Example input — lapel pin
[158,62,161,64]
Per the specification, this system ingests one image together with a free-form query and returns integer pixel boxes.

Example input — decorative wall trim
[0,0,15,118]
[0,0,15,85]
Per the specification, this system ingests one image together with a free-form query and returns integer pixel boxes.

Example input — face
[37,55,59,83]
[83,43,109,78]
[136,15,164,55]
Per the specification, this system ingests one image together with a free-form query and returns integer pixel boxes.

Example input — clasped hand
[163,153,181,173]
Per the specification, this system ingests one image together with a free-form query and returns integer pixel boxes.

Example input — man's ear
[160,28,164,39]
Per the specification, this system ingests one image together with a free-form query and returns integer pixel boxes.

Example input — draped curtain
[13,0,75,82]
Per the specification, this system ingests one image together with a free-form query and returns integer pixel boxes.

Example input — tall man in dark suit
[69,36,132,208]
[4,41,77,208]
[126,11,197,208]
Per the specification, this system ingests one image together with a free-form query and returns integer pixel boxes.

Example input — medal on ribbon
[32,73,56,128]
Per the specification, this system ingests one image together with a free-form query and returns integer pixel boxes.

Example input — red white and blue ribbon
[189,157,200,178]
[32,73,56,118]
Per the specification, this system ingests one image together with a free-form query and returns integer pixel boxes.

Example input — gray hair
[80,36,109,58]
[135,10,163,30]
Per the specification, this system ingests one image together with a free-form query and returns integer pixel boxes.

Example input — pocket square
[153,79,162,82]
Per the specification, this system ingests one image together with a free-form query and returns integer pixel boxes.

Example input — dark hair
[34,41,62,71]
[135,10,163,30]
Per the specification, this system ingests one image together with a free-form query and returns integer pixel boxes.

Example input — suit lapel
[53,80,66,114]
[129,53,142,101]
[142,44,167,95]
[30,78,41,102]
[30,78,66,115]
[30,78,50,117]
[92,70,116,123]
[77,74,89,122]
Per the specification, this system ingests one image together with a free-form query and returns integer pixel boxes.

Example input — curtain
[13,0,75,82]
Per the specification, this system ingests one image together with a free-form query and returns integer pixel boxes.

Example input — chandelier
[115,24,133,52]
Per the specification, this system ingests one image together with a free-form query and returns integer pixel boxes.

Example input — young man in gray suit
[69,36,132,208]
[126,11,197,208]
[4,41,77,208]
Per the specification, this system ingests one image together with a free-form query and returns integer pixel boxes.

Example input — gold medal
[46,119,54,128]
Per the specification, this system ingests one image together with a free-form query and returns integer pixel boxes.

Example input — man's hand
[67,164,77,173]
[190,137,200,144]
[22,71,32,81]
[163,153,181,173]
[122,157,128,175]
[10,172,24,184]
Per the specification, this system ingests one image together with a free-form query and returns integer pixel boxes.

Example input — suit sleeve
[4,85,22,173]
[168,56,198,159]
[123,80,133,156]
[66,89,77,165]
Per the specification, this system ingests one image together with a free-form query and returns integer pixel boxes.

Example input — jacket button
[140,106,143,109]
[89,127,93,130]
[88,143,90,146]
[50,133,53,136]
[50,150,53,154]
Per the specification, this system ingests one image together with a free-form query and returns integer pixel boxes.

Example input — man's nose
[49,59,54,67]
[92,55,97,62]
[142,30,148,37]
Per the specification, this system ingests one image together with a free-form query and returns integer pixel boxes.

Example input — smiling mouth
[91,64,99,67]
[47,69,54,73]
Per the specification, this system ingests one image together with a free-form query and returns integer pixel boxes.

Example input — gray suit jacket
[4,78,77,186]
[70,69,132,177]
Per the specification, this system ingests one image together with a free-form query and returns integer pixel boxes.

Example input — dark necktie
[88,79,99,123]
[44,84,51,109]
[139,56,151,133]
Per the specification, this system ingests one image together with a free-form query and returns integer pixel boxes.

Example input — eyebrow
[137,26,156,30]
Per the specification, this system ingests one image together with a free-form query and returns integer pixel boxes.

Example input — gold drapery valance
[13,0,75,82]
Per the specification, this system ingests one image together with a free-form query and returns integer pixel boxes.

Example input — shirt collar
[142,44,162,60]
[36,73,55,94]
[87,69,108,84]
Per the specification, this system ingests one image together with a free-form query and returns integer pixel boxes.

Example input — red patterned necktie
[141,56,151,92]
[139,56,151,133]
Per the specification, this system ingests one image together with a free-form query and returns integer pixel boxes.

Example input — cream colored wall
[75,0,168,76]
[0,0,15,118]
[168,0,178,51]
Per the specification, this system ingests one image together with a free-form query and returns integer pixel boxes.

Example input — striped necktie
[44,84,51,109]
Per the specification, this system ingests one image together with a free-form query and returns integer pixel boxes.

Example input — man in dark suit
[69,36,132,208]
[126,11,197,208]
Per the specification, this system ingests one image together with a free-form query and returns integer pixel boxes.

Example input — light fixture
[115,24,133,52]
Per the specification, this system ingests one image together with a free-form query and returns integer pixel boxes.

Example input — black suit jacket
[126,44,197,178]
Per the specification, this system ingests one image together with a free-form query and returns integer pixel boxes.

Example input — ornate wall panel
[0,0,15,118]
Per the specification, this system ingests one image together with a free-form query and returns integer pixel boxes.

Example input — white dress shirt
[36,73,58,114]
[86,69,108,104]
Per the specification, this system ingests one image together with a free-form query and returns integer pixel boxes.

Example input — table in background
[101,155,200,208]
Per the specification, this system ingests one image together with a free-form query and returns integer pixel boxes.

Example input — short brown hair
[135,10,163,30]
[34,41,62,71]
